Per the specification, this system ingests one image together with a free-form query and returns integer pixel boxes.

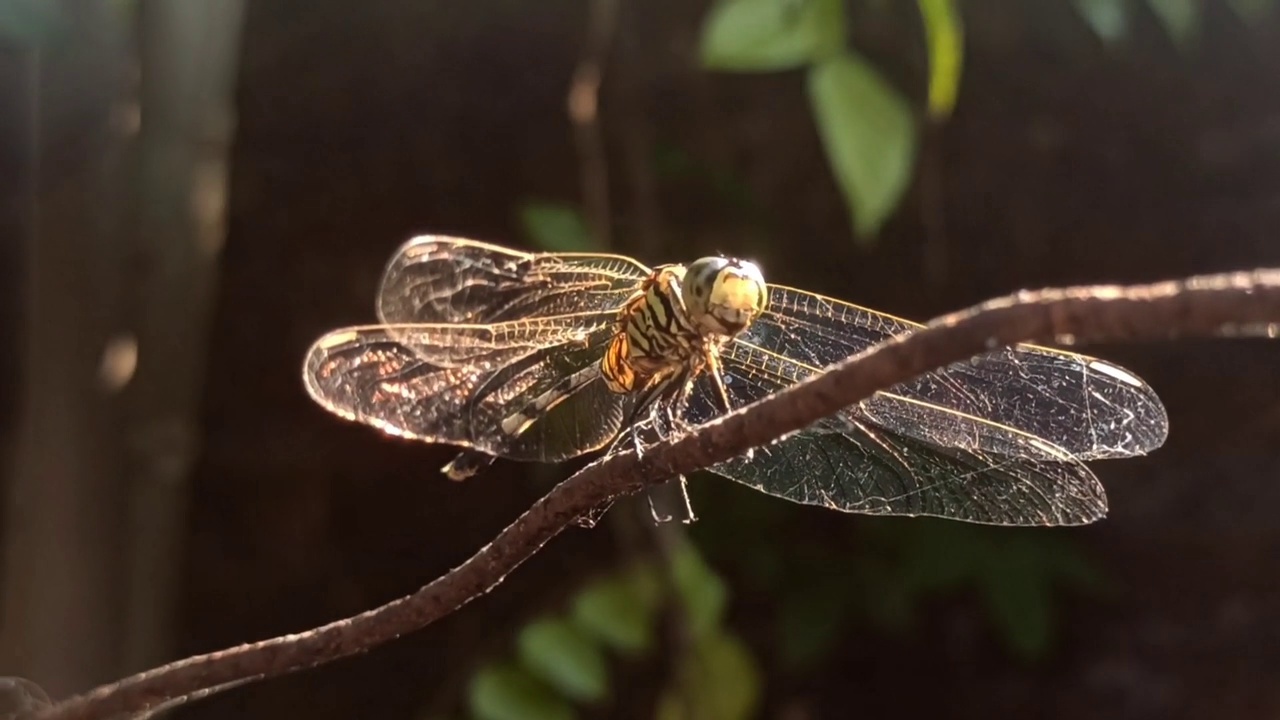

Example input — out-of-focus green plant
[918,0,964,120]
[519,201,596,253]
[429,541,759,720]
[0,0,67,45]
[806,52,917,240]
[1075,0,1276,46]
[695,0,1278,241]
[689,478,1108,671]
[655,144,764,222]
[698,0,962,243]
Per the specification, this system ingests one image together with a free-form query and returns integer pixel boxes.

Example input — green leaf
[1075,0,1129,42]
[670,541,729,639]
[916,0,964,119]
[700,0,845,72]
[468,663,576,720]
[807,52,918,241]
[655,632,761,720]
[1146,0,1199,47]
[571,572,657,654]
[518,202,595,252]
[517,617,609,703]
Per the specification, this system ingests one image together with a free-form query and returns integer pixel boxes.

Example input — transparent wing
[713,416,1105,526]
[304,322,633,462]
[363,236,649,472]
[681,352,1106,526]
[744,286,1168,460]
[377,235,651,325]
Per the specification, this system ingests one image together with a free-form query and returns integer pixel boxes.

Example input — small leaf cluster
[691,482,1107,671]
[699,0,962,241]
[429,540,761,720]
[1076,0,1276,46]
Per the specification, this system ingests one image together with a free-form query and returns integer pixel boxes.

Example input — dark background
[3,1,1280,718]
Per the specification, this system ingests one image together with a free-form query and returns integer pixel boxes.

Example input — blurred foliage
[917,0,963,120]
[689,477,1108,668]
[1075,0,1277,45]
[1074,0,1130,41]
[655,144,765,223]
[0,0,67,46]
[518,201,596,253]
[1145,0,1200,46]
[694,0,1280,241]
[699,0,845,71]
[699,0,922,241]
[806,52,917,242]
[435,542,760,720]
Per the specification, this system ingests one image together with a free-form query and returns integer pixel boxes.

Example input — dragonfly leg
[440,450,497,481]
[676,475,697,523]
[706,345,734,414]
[647,490,673,523]
[646,475,698,524]
[573,499,614,528]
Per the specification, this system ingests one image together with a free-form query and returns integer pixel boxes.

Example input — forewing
[304,322,630,462]
[377,235,651,324]
[744,286,1168,460]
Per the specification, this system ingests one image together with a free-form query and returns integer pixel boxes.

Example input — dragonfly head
[682,256,769,337]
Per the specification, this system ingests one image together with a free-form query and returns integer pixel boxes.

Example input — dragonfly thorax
[600,256,768,397]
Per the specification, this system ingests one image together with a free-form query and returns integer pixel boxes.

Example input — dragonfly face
[681,256,769,337]
[304,235,1170,526]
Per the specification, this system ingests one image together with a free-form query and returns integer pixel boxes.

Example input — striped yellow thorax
[601,255,769,397]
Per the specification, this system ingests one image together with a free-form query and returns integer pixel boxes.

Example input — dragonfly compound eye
[683,256,768,336]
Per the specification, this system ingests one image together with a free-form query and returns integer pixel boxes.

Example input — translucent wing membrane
[746,286,1168,460]
[377,235,651,325]
[330,234,655,471]
[682,347,1106,526]
[713,417,1105,526]
[304,324,632,462]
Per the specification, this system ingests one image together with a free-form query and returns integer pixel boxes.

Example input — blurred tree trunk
[0,43,36,486]
[0,1,132,697]
[119,0,244,674]
[0,0,244,699]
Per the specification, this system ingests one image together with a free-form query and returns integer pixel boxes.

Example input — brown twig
[36,269,1280,720]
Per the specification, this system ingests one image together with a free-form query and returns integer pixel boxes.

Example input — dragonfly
[303,235,1168,527]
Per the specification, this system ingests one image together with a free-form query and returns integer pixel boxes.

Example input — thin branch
[36,269,1280,720]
